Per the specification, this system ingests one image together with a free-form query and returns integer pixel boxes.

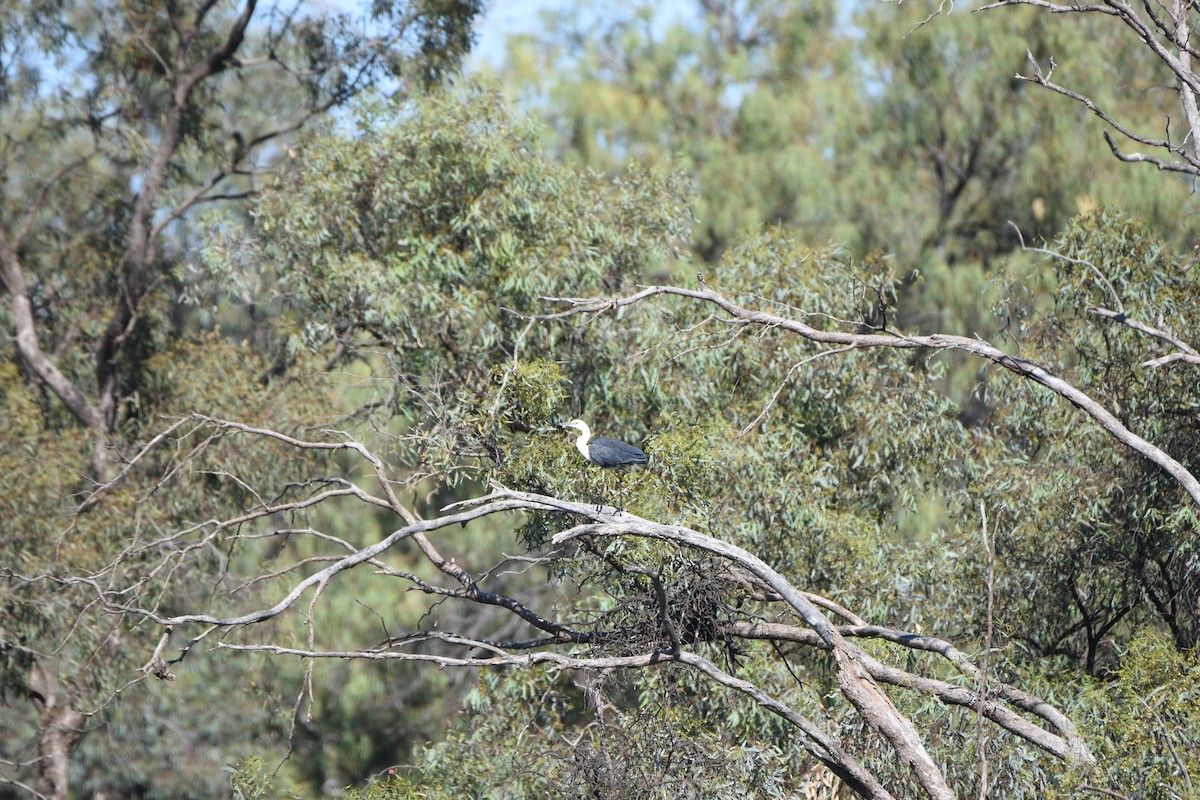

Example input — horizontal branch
[534,285,1200,507]
[976,0,1116,16]
[1142,351,1200,368]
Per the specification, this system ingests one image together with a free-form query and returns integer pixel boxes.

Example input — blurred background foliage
[3,0,1200,798]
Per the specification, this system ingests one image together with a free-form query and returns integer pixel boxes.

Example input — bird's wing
[588,437,649,467]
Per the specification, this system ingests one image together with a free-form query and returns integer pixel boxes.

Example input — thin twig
[976,502,996,800]
[738,346,857,437]
[1008,221,1123,312]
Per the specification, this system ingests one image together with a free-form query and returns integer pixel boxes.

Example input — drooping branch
[533,285,1200,507]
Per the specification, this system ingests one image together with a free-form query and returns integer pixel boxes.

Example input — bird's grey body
[585,436,649,468]
[562,420,648,468]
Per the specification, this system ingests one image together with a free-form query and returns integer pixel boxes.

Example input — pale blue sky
[470,0,696,67]
[473,0,552,62]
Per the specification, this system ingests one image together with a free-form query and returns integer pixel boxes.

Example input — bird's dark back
[588,436,649,468]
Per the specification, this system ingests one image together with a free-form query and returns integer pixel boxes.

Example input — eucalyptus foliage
[209,84,1200,799]
[5,2,1200,797]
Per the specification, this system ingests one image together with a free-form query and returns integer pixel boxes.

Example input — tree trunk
[29,663,85,800]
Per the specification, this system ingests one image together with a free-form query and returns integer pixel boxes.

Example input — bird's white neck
[572,424,592,462]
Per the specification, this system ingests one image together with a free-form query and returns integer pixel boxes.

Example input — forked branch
[976,0,1200,174]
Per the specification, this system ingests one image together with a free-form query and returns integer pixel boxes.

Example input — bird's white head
[562,419,590,437]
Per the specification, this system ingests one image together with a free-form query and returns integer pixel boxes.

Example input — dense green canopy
[2,2,1199,799]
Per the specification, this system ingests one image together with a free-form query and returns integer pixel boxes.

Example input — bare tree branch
[977,502,996,798]
[1017,51,1200,173]
[0,228,104,430]
[76,416,200,512]
[1170,0,1200,162]
[0,766,48,800]
[1141,350,1200,367]
[1101,129,1200,174]
[34,414,1098,797]
[979,0,1200,172]
[975,0,1116,16]
[533,285,1200,506]
[737,345,858,437]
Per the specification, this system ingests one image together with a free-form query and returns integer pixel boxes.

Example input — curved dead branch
[534,285,1200,507]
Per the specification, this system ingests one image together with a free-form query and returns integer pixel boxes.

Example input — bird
[560,419,649,512]
[560,419,649,468]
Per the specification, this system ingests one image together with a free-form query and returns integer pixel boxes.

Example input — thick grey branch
[0,228,103,429]
[1142,351,1200,367]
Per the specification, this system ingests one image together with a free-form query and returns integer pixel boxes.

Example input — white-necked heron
[561,419,649,468]
[560,419,649,511]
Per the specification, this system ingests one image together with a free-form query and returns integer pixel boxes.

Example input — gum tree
[0,1,480,796]
[51,88,1195,799]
